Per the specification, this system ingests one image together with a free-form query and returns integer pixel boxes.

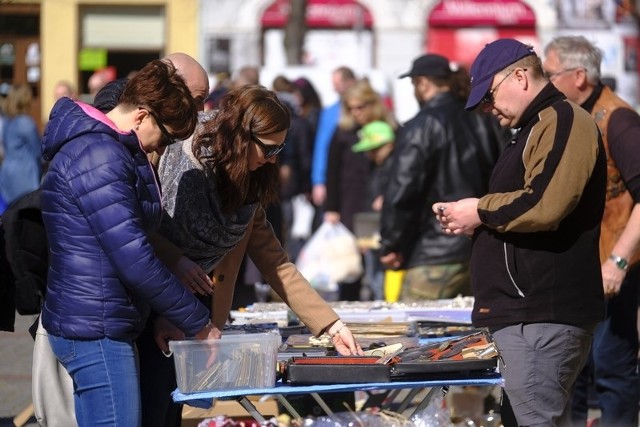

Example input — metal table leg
[236,396,268,423]
[409,387,438,418]
[378,388,401,410]
[310,392,335,415]
[275,394,302,419]
[396,388,422,413]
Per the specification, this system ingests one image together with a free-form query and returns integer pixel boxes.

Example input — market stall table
[176,298,495,422]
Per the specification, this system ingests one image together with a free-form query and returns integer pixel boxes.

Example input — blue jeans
[364,249,384,301]
[572,266,639,427]
[48,334,140,427]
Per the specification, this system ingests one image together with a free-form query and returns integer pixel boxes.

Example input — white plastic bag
[296,221,363,288]
[290,194,314,239]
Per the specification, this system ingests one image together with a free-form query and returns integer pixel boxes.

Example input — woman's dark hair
[193,85,291,212]
[293,77,322,110]
[429,66,472,101]
[119,59,197,141]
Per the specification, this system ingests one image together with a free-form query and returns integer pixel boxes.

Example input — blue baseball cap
[465,39,536,111]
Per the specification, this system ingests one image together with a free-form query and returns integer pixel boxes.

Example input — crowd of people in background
[0,34,639,427]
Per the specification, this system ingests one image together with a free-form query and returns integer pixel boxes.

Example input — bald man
[163,52,209,111]
[141,52,213,427]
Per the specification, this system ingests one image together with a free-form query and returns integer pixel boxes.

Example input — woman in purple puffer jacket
[39,59,219,427]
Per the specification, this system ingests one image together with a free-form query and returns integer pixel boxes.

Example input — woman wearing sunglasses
[154,85,360,349]
[39,59,220,426]
[143,85,362,426]
[323,79,397,301]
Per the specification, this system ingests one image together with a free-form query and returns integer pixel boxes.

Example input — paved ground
[0,312,39,427]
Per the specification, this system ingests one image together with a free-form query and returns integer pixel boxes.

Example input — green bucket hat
[352,121,395,153]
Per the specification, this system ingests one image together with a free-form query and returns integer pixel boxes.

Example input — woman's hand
[328,320,363,356]
[194,321,222,367]
[195,321,222,341]
[172,256,213,295]
[152,316,185,354]
[324,211,341,224]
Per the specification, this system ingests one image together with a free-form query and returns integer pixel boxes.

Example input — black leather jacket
[380,92,508,268]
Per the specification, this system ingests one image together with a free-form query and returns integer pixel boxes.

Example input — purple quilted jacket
[40,98,209,340]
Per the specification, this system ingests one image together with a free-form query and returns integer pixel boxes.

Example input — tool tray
[282,330,500,385]
[391,330,499,379]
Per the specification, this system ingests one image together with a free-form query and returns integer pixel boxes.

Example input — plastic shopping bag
[296,222,363,290]
[290,194,314,239]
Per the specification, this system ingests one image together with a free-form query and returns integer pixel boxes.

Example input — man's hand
[602,259,626,298]
[380,251,403,269]
[433,198,481,236]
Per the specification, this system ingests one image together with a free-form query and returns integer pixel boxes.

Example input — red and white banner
[261,0,373,29]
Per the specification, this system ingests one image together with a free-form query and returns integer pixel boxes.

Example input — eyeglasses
[141,108,177,147]
[251,134,286,158]
[482,68,527,105]
[543,67,582,81]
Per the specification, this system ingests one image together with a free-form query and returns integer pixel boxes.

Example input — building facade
[0,0,638,126]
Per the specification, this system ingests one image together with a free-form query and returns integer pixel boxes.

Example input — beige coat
[153,205,339,336]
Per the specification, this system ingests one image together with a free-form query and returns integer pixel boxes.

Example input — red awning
[428,0,536,27]
[261,0,373,29]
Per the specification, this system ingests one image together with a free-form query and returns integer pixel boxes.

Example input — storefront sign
[261,0,373,28]
[428,0,535,27]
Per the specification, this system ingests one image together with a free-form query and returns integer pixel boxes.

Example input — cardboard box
[181,397,279,427]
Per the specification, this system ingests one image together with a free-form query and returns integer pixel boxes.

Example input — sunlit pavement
[0,312,38,427]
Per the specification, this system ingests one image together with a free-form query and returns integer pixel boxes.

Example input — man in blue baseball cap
[433,38,607,426]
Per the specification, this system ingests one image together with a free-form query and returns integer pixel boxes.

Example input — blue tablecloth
[173,374,503,408]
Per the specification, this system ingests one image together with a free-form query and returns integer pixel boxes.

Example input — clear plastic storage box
[169,332,280,393]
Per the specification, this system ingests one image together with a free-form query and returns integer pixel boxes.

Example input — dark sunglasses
[146,109,177,147]
[482,68,527,105]
[251,134,286,158]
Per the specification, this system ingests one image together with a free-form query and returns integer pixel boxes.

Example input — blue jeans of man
[48,334,140,427]
[572,266,639,427]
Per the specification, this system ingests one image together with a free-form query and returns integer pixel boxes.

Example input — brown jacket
[151,206,339,336]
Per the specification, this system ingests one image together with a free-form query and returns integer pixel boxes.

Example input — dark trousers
[572,266,640,427]
[138,318,182,427]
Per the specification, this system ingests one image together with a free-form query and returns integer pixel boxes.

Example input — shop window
[0,42,15,81]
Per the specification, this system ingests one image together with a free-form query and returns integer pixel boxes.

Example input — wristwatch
[609,254,629,271]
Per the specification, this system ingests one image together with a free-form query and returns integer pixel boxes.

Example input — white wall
[199,0,639,117]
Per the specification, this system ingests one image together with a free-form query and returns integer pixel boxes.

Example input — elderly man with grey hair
[544,35,640,427]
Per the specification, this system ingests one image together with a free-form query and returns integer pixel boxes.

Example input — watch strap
[609,254,629,271]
